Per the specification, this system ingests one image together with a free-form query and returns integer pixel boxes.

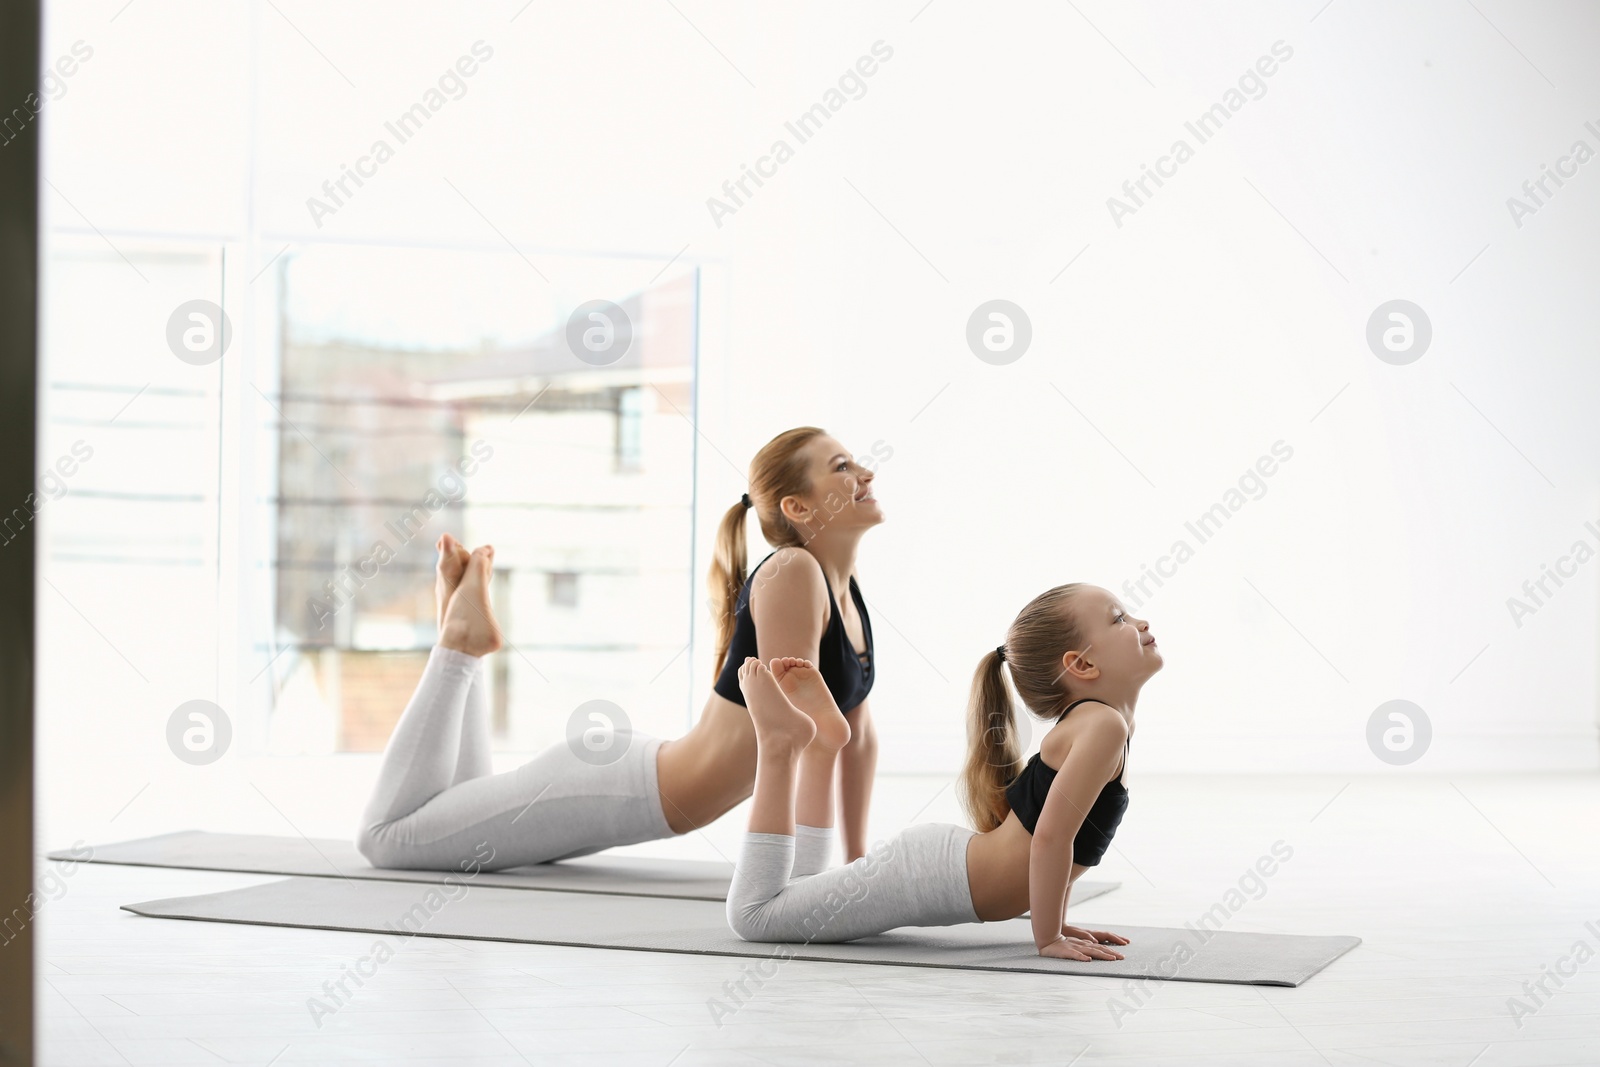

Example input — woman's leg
[358,644,484,841]
[450,658,494,785]
[355,546,673,870]
[358,537,490,832]
[441,534,494,786]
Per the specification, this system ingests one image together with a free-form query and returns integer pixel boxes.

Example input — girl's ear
[1062,648,1099,682]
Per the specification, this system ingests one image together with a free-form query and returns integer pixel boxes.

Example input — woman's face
[1067,586,1162,686]
[788,434,883,534]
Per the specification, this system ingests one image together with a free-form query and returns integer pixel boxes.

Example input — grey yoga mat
[52,830,1123,905]
[122,876,1359,986]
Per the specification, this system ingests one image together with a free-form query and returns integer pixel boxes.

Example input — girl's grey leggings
[355,646,677,870]
[727,822,980,943]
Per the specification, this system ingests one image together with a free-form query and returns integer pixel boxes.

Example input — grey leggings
[356,646,676,870]
[727,822,980,943]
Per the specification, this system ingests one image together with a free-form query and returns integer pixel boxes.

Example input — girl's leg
[728,821,981,944]
[730,658,971,943]
[739,658,815,837]
[771,658,850,877]
[725,658,814,932]
[792,824,834,879]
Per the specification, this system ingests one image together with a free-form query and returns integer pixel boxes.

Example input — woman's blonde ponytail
[708,500,750,677]
[707,427,826,677]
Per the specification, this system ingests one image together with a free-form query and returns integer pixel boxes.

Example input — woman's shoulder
[748,547,828,606]
[754,546,824,585]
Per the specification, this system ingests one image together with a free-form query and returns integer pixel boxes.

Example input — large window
[41,238,699,762]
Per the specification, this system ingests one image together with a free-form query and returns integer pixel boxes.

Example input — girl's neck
[1064,686,1140,724]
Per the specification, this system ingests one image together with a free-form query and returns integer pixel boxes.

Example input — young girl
[354,428,885,873]
[725,583,1161,961]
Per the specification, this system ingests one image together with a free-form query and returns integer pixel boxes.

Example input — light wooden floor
[34,773,1600,1066]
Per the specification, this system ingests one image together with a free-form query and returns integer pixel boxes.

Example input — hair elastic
[995,645,1006,662]
[740,492,752,510]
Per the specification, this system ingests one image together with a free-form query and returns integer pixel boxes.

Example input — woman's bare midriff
[653,692,760,833]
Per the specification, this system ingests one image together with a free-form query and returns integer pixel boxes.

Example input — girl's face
[1067,586,1162,686]
[788,434,883,533]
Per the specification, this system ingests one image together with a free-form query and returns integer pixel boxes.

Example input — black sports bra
[1003,698,1130,867]
[712,552,874,713]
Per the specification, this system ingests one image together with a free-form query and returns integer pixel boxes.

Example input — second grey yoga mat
[52,830,1123,904]
[123,876,1359,986]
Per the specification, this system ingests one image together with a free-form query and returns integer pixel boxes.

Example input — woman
[725,583,1160,962]
[354,427,885,872]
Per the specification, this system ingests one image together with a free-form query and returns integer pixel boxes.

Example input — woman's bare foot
[439,545,503,657]
[737,657,815,758]
[434,533,471,631]
[770,657,851,751]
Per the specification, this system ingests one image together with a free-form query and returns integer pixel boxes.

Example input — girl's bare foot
[770,657,851,751]
[439,546,503,657]
[434,533,471,631]
[737,657,815,758]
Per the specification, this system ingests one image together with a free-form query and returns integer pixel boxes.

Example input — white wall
[35,0,1600,851]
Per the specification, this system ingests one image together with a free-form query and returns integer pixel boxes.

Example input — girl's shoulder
[1038,701,1127,767]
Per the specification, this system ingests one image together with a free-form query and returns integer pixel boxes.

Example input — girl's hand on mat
[1062,924,1129,947]
[1039,935,1126,962]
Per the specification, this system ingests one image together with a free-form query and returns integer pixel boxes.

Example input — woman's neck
[800,527,865,592]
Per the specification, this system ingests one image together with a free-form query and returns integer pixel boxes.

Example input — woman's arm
[748,547,830,670]
[1028,707,1128,953]
[837,698,878,861]
[748,549,830,662]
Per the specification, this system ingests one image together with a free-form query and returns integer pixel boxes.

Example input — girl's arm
[836,697,877,861]
[1028,707,1128,954]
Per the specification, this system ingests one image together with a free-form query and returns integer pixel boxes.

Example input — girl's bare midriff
[964,812,1093,922]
